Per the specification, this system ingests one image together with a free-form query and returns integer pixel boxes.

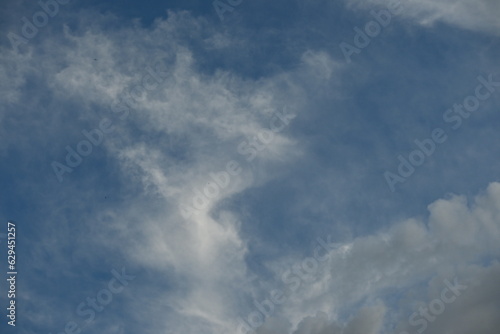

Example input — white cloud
[2,4,499,334]
[0,9,342,333]
[345,0,500,35]
[257,182,500,334]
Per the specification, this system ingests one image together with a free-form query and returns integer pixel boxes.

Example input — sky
[0,0,499,333]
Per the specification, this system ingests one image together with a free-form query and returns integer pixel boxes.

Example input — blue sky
[1,0,500,334]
